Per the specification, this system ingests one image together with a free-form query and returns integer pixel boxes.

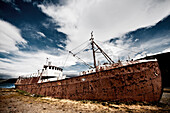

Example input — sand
[0,88,170,113]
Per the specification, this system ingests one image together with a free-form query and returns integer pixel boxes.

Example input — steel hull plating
[15,61,162,102]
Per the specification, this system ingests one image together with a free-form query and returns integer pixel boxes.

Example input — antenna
[128,55,130,61]
[46,57,49,65]
[90,31,97,68]
[91,31,93,40]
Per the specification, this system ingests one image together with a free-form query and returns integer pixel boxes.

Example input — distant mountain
[0,78,17,83]
[0,78,17,88]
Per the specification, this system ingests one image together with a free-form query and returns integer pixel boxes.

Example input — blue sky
[0,0,170,79]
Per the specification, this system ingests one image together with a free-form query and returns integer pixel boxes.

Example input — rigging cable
[70,40,89,52]
[62,42,91,69]
[67,41,93,68]
[62,40,89,69]
[69,51,93,69]
[62,52,70,68]
[74,42,91,55]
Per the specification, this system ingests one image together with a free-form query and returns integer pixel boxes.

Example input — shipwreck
[15,33,162,102]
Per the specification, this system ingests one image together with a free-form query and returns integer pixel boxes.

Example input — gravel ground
[0,88,170,113]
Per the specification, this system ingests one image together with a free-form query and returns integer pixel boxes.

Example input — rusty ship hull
[15,61,162,102]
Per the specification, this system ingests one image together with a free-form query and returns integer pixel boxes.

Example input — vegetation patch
[16,89,30,96]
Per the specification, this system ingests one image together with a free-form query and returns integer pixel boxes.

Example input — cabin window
[52,67,54,70]
[55,67,57,70]
[49,66,51,69]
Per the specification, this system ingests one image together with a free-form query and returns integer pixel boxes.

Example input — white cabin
[38,62,66,83]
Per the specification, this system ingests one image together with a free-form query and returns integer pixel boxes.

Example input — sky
[0,0,170,79]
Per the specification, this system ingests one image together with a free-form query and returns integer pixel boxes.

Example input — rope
[62,42,90,69]
[70,40,89,52]
[69,51,93,69]
[74,43,91,55]
[62,53,70,68]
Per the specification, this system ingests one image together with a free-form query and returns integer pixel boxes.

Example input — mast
[69,31,114,69]
[90,31,97,68]
[90,31,114,66]
[93,41,114,64]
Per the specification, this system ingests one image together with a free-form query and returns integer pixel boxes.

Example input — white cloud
[37,0,170,69]
[0,19,27,53]
[38,0,170,51]
[162,48,170,53]
[0,19,77,78]
[0,50,77,78]
[134,47,170,60]
[140,36,170,50]
[93,37,139,62]
[37,31,46,38]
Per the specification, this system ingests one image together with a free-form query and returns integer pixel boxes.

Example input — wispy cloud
[0,19,77,78]
[37,31,46,38]
[0,19,27,53]
[38,0,170,50]
[0,50,77,78]
[140,36,170,50]
[38,0,170,66]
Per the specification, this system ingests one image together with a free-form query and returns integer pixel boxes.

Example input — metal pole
[90,31,97,68]
[93,41,114,64]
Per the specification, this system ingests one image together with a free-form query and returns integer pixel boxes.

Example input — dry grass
[0,88,170,113]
